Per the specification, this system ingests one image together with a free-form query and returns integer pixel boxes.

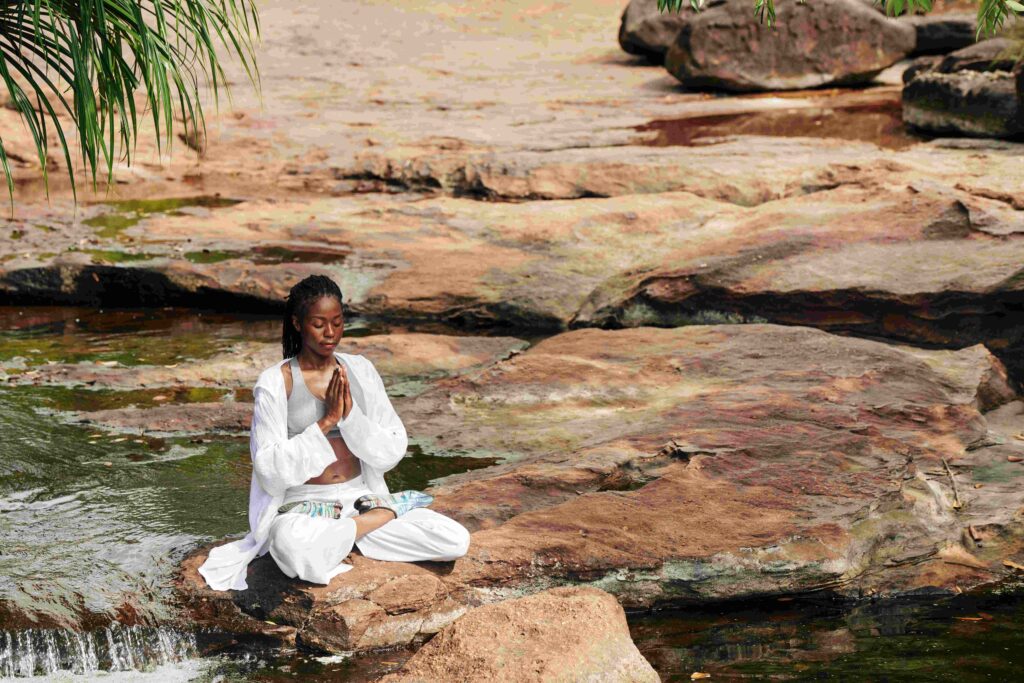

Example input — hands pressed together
[320,361,353,431]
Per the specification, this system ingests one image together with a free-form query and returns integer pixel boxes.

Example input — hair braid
[281,275,344,359]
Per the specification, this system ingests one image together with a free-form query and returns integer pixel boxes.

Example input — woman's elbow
[252,451,287,497]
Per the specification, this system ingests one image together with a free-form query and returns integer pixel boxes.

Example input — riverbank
[2,0,1023,678]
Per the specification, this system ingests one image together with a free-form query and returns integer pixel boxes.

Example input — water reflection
[631,590,1024,681]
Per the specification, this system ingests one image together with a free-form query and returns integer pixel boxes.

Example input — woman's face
[293,295,343,356]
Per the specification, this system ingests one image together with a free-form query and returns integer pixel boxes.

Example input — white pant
[268,477,471,584]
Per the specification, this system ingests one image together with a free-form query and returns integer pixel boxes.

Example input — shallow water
[630,589,1024,681]
[0,307,505,667]
[637,95,929,151]
[2,307,1022,680]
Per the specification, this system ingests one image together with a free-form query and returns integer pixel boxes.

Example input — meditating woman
[199,274,470,591]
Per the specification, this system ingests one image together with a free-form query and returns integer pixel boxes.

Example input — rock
[8,181,1024,385]
[178,324,1024,653]
[664,0,916,91]
[903,69,1023,137]
[350,137,879,203]
[378,587,659,683]
[618,0,694,61]
[935,38,1019,73]
[902,39,1024,138]
[903,12,976,56]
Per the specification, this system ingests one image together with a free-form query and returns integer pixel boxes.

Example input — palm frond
[0,0,261,211]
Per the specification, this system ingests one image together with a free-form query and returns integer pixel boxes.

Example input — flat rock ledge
[176,324,1024,654]
[379,586,659,683]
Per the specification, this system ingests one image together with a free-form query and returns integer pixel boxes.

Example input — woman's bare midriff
[304,435,362,484]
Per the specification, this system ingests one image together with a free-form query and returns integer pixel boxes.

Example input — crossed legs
[268,506,470,584]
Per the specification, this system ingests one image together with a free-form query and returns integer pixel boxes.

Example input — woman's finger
[328,368,339,401]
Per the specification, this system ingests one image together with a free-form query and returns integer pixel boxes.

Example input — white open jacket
[197,351,407,591]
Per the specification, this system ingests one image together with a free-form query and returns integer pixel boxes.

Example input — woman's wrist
[318,414,340,434]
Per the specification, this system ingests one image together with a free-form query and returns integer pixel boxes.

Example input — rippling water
[3,307,1022,680]
[0,307,502,677]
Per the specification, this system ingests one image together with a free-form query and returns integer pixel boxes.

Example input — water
[636,92,929,151]
[0,625,196,677]
[0,307,505,677]
[3,307,1022,680]
[631,589,1024,681]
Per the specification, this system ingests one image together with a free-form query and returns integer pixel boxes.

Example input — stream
[0,307,1022,680]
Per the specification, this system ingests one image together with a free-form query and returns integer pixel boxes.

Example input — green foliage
[0,0,261,209]
[657,0,1023,38]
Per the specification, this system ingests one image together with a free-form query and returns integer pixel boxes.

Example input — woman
[199,275,470,591]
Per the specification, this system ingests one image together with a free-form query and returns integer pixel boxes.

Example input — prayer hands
[324,362,353,424]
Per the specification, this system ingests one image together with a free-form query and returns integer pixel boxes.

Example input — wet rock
[903,13,976,56]
[934,38,1020,74]
[664,0,915,91]
[571,184,1024,383]
[618,0,694,62]
[379,587,659,683]
[903,69,1022,138]
[53,334,528,432]
[902,39,1024,138]
[178,324,1024,652]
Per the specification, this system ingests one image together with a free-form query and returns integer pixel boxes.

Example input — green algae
[0,306,278,368]
[84,196,242,239]
[620,302,769,328]
[14,385,231,413]
[183,245,348,265]
[183,249,248,264]
[86,249,158,264]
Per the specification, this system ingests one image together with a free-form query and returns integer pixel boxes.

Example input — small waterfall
[0,624,196,677]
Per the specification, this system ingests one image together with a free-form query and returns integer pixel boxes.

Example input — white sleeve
[250,383,337,498]
[337,357,408,473]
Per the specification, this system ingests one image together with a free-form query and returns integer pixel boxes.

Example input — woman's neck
[296,347,337,371]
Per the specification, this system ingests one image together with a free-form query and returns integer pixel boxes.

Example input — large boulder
[618,0,694,62]
[378,587,660,683]
[903,12,976,56]
[664,0,916,91]
[902,39,1024,138]
[178,324,1024,653]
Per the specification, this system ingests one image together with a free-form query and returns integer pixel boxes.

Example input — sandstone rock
[902,39,1023,138]
[664,0,916,91]
[618,0,694,61]
[350,137,878,204]
[379,587,659,683]
[935,38,1019,73]
[903,13,976,56]
[178,324,1024,653]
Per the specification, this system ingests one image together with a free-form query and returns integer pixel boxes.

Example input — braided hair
[281,275,344,359]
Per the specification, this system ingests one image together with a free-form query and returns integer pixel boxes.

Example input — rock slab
[903,39,1024,138]
[618,0,693,61]
[378,586,660,683]
[178,324,1024,654]
[665,0,916,91]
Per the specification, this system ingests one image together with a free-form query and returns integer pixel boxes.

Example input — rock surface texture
[903,39,1024,137]
[618,0,694,61]
[664,0,916,91]
[379,586,660,683]
[176,324,1024,653]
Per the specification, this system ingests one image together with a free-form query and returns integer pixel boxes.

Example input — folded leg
[268,512,358,584]
[355,508,470,563]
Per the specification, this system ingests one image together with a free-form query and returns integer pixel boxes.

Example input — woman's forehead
[306,296,342,316]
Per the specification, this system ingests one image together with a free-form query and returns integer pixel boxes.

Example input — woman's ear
[292,315,301,332]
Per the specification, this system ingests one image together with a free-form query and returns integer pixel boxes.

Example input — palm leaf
[0,0,261,211]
